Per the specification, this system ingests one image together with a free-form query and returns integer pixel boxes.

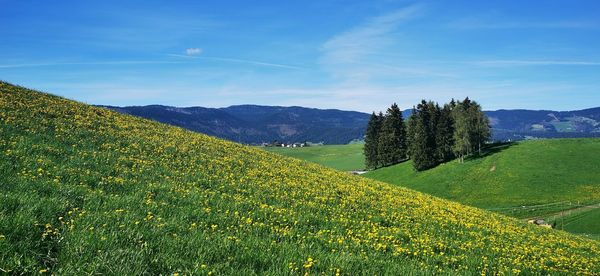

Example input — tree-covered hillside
[103,104,369,145]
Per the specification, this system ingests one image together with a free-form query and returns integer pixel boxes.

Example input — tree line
[364,98,490,171]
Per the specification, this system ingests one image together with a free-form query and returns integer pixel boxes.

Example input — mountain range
[485,108,600,141]
[101,104,600,144]
[100,104,369,144]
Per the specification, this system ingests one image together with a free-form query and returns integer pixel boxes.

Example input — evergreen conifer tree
[377,103,407,166]
[408,101,437,171]
[407,107,418,157]
[364,112,383,169]
[435,103,455,162]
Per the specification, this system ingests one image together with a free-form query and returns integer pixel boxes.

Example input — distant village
[261,141,323,148]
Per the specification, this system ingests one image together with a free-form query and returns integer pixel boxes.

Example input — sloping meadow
[1,82,599,275]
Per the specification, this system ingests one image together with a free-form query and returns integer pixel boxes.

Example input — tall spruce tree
[428,102,441,141]
[364,112,383,169]
[435,103,455,162]
[377,103,407,167]
[408,101,437,171]
[407,107,418,157]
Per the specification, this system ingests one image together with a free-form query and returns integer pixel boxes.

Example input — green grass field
[262,139,600,238]
[262,143,365,171]
[266,140,600,219]
[364,139,600,213]
[3,82,600,274]
[364,139,600,238]
[550,121,575,132]
[551,206,600,241]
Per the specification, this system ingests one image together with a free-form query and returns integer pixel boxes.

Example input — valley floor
[261,143,365,171]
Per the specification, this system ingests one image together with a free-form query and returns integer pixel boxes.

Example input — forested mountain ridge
[101,104,369,144]
[101,104,600,144]
[485,108,600,140]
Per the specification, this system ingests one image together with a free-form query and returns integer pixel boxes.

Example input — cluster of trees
[364,98,490,171]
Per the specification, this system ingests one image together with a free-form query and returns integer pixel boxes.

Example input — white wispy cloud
[317,5,453,85]
[207,83,486,113]
[0,60,188,69]
[448,17,599,30]
[471,59,600,67]
[167,54,303,70]
[207,80,599,113]
[321,5,421,65]
[186,48,203,56]
[0,55,304,70]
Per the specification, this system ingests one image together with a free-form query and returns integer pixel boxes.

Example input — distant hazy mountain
[101,104,370,144]
[485,107,600,140]
[101,104,600,144]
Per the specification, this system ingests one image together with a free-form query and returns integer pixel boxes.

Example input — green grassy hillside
[262,140,600,238]
[364,140,600,216]
[262,143,365,171]
[1,82,599,275]
[552,206,600,241]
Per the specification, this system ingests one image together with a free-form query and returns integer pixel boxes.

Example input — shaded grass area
[262,143,365,171]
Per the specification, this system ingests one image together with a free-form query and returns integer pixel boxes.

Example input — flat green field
[551,121,575,132]
[552,206,600,240]
[262,143,365,171]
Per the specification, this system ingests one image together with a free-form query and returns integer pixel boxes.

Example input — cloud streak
[0,55,304,70]
[167,54,304,70]
[471,59,600,67]
[0,60,188,69]
[448,18,599,30]
[317,5,446,84]
[321,5,421,65]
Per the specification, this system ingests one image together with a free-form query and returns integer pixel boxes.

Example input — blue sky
[1,0,599,112]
